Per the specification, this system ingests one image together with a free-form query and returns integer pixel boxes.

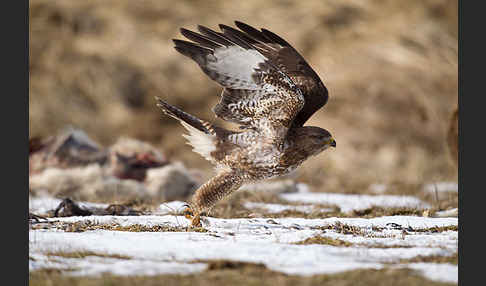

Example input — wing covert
[234,21,329,127]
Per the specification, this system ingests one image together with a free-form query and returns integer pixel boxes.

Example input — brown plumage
[156,21,336,226]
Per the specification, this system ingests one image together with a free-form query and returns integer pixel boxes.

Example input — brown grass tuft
[294,235,353,247]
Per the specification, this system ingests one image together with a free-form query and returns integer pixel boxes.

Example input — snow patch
[243,202,334,214]
[157,201,189,215]
[280,192,430,213]
[30,214,457,282]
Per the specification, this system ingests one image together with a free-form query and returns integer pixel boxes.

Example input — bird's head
[291,126,336,157]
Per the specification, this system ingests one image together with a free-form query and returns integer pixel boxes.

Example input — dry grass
[317,221,369,235]
[397,253,458,265]
[45,251,131,260]
[31,220,208,233]
[29,264,456,286]
[30,0,458,195]
[309,221,456,239]
[411,225,458,233]
[352,207,426,218]
[294,235,354,247]
[293,234,428,249]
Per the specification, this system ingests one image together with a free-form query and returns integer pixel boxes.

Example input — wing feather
[180,28,224,50]
[173,23,307,141]
[197,25,236,46]
[233,21,279,51]
[234,21,329,127]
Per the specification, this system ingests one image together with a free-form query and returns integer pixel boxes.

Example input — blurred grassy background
[29,0,458,193]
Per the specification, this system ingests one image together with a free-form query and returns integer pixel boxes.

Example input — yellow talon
[183,207,193,220]
[181,204,202,227]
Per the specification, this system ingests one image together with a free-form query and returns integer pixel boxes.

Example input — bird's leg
[186,171,243,227]
[190,213,201,227]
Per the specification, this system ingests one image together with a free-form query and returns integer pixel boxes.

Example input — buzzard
[156,21,335,226]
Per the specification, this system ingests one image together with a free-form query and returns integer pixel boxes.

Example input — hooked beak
[330,138,336,148]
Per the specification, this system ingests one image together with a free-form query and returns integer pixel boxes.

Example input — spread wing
[233,21,329,127]
[173,23,305,142]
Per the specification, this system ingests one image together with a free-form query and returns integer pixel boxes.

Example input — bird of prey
[156,21,336,226]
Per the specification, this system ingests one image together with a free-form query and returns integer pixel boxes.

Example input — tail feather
[155,97,215,135]
[155,97,217,161]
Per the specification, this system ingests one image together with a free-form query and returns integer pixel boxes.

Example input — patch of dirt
[29,266,456,286]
